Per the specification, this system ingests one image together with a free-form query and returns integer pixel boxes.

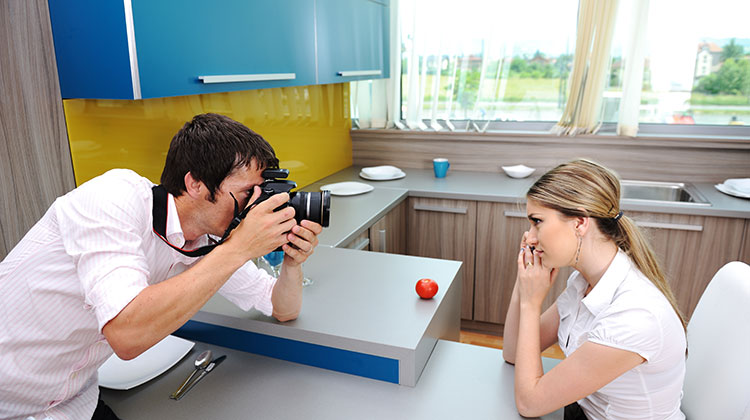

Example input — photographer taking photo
[0,113,323,420]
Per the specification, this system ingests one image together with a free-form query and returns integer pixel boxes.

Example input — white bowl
[502,164,535,179]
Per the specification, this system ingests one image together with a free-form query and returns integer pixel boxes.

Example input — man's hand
[281,220,323,267]
[225,187,297,260]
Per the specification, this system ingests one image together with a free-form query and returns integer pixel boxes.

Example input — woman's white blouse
[556,250,686,420]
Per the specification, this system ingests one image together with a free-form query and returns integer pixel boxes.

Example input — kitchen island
[176,246,462,387]
[101,339,563,419]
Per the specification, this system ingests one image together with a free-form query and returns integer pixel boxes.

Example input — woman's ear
[574,208,590,236]
[183,172,204,198]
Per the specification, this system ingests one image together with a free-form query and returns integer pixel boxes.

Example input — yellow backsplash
[63,83,352,189]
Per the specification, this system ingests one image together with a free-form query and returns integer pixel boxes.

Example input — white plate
[98,335,194,390]
[502,164,535,179]
[320,181,374,196]
[359,171,406,181]
[715,183,750,199]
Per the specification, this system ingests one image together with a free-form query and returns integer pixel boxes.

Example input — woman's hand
[516,245,559,311]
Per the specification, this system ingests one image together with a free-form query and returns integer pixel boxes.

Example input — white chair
[682,261,750,420]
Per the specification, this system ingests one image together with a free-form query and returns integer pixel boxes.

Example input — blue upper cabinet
[49,0,316,99]
[315,0,390,85]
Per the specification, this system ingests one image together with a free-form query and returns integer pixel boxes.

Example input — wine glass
[262,250,284,277]
[262,250,313,287]
[301,262,313,287]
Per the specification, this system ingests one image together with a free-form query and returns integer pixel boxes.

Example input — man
[0,113,323,420]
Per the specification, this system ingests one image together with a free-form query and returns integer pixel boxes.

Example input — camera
[220,168,330,244]
[254,168,330,227]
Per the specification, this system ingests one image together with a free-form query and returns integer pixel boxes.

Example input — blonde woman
[503,159,687,420]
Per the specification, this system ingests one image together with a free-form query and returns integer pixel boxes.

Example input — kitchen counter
[101,339,563,419]
[301,167,750,249]
[178,246,462,386]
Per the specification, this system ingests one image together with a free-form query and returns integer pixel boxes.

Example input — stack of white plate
[715,178,750,199]
[359,165,406,181]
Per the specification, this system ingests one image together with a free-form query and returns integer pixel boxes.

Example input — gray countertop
[303,167,750,248]
[187,246,462,386]
[198,246,460,353]
[101,339,563,420]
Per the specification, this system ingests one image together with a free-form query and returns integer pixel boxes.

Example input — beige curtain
[554,0,619,135]
[617,0,649,137]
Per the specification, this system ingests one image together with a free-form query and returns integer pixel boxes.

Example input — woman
[502,159,686,420]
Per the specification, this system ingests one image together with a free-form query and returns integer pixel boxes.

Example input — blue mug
[433,158,450,178]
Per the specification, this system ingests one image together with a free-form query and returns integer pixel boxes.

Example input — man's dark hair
[160,113,279,202]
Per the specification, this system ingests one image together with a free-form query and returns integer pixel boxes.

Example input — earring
[574,235,582,266]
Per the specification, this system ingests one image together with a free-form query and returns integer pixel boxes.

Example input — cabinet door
[369,200,407,254]
[133,0,316,98]
[474,203,572,325]
[630,212,745,320]
[407,197,476,319]
[740,219,750,264]
[50,0,316,99]
[342,230,371,251]
[315,0,389,84]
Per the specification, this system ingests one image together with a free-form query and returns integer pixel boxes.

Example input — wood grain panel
[352,130,750,183]
[369,200,407,254]
[0,0,75,259]
[342,230,370,250]
[407,197,476,319]
[740,220,750,264]
[474,202,571,325]
[629,211,745,321]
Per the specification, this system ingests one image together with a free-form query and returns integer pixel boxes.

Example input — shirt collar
[581,249,632,316]
[165,193,186,247]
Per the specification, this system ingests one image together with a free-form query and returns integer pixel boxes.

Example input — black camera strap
[151,185,259,257]
[151,185,217,257]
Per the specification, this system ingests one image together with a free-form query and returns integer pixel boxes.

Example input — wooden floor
[459,330,565,360]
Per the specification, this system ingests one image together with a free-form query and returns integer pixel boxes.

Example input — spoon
[170,349,212,399]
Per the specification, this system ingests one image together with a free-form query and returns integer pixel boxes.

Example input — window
[400,0,750,130]
[400,0,578,125]
[603,0,750,127]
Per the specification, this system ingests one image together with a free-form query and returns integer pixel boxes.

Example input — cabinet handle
[378,229,386,253]
[413,203,467,214]
[634,221,703,232]
[352,237,370,250]
[337,70,382,77]
[198,73,296,84]
[504,211,527,218]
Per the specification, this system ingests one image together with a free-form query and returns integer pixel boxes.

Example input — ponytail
[608,215,687,332]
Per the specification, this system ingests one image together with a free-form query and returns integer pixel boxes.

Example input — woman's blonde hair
[527,159,687,333]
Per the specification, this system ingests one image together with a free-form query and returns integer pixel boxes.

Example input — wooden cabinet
[629,211,746,320]
[740,220,750,264]
[473,203,573,326]
[369,200,407,254]
[340,200,406,253]
[407,197,476,320]
[342,230,371,251]
[48,0,390,99]
[315,0,390,84]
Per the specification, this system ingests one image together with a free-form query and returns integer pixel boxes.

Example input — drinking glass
[263,250,284,277]
[262,250,313,286]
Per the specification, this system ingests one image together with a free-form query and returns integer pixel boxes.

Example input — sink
[621,180,711,206]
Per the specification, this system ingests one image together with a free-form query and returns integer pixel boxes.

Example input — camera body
[255,168,330,227]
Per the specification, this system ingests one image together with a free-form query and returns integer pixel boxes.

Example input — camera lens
[288,191,330,227]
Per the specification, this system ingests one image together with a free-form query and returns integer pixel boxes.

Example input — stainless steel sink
[621,180,711,206]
